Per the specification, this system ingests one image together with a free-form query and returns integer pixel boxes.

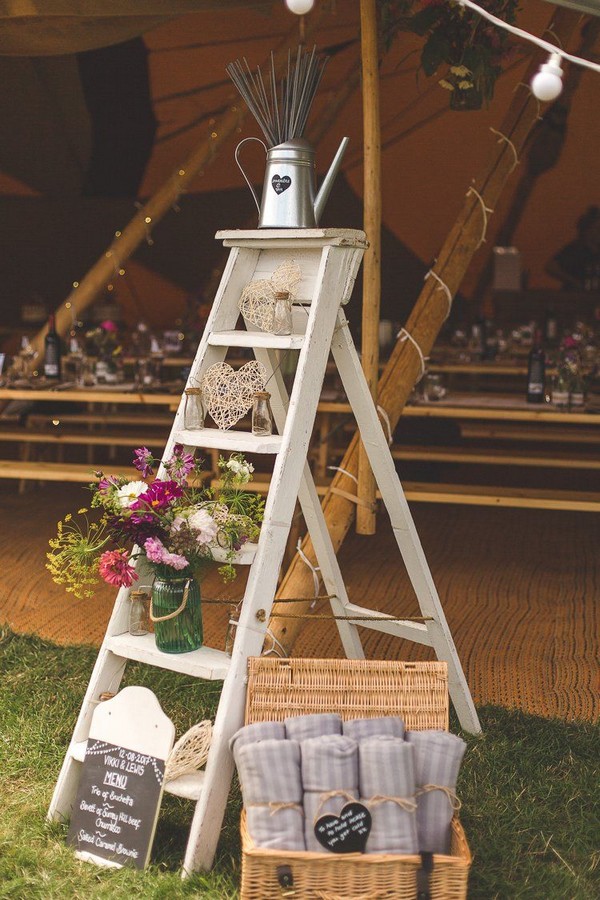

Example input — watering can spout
[314,137,349,225]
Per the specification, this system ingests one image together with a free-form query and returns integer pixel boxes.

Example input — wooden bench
[26,412,174,429]
[0,429,168,448]
[229,477,600,513]
[460,422,600,445]
[0,460,138,483]
[390,444,600,470]
[0,460,212,484]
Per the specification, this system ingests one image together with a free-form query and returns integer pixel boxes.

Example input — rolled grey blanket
[358,736,418,854]
[301,735,359,852]
[343,716,405,741]
[406,730,467,854]
[229,721,285,759]
[284,713,342,741]
[235,738,305,851]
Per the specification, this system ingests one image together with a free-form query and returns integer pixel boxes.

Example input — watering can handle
[235,137,267,215]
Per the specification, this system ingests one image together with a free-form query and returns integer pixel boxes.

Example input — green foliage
[1,629,598,898]
[421,32,451,77]
[379,0,521,109]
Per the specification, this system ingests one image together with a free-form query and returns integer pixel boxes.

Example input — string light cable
[457,0,600,93]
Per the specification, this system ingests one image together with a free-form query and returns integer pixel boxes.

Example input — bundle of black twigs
[226,45,328,148]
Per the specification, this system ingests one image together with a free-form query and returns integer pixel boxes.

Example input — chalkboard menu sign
[68,740,165,869]
[66,686,175,870]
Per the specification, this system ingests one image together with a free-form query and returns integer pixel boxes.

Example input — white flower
[116,480,148,508]
[188,508,219,545]
[226,458,254,483]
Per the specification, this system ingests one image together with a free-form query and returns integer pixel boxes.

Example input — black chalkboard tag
[271,174,292,194]
[67,686,175,870]
[314,801,371,854]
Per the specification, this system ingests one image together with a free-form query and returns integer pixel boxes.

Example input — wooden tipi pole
[268,6,582,653]
[26,11,326,365]
[356,0,382,535]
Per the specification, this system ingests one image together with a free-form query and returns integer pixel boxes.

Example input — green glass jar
[151,577,203,653]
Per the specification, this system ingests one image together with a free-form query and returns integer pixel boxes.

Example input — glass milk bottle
[252,390,273,436]
[128,590,149,636]
[184,387,205,430]
[271,291,292,335]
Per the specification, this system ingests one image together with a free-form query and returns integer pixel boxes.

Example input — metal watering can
[235,136,349,228]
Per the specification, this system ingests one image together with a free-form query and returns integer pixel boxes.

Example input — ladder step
[342,602,433,646]
[176,428,282,454]
[208,330,305,350]
[70,740,206,801]
[105,633,231,680]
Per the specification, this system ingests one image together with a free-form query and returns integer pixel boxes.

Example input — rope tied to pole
[397,327,429,381]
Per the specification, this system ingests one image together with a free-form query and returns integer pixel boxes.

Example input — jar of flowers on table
[47,447,263,653]
[85,319,123,384]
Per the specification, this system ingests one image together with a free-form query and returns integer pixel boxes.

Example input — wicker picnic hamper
[240,658,471,899]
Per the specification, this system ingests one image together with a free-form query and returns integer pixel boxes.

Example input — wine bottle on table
[526,330,545,404]
[43,314,61,380]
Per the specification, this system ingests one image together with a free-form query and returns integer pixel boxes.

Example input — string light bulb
[285,0,314,14]
[530,52,564,102]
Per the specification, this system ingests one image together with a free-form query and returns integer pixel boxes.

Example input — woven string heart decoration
[201,360,266,430]
[164,720,213,782]
[239,259,302,333]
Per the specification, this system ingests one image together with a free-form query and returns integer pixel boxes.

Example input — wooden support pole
[268,6,581,653]
[26,12,326,367]
[356,0,381,535]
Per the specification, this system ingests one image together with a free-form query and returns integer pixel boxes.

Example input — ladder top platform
[215,228,368,249]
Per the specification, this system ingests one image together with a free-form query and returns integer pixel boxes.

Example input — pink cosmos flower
[133,446,154,478]
[96,474,120,495]
[98,549,138,587]
[165,444,195,484]
[131,480,183,512]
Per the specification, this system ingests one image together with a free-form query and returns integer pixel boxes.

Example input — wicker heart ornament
[201,360,266,430]
[239,260,302,333]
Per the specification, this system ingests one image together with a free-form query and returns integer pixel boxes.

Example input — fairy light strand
[458,0,600,74]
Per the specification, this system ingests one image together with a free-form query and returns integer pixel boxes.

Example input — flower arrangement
[556,333,587,399]
[85,319,122,363]
[47,446,264,598]
[381,0,520,109]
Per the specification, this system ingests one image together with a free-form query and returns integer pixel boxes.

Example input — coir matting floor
[1,482,598,722]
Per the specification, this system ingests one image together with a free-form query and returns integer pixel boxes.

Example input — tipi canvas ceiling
[0,0,598,330]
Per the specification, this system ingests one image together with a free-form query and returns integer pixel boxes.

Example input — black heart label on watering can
[271,174,292,194]
[314,802,371,854]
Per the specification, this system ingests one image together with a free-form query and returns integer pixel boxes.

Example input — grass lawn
[0,628,598,899]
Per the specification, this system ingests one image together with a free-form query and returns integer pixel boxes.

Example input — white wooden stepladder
[48,228,480,876]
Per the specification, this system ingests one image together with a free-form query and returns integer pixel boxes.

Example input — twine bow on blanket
[313,789,357,823]
[367,794,418,813]
[248,800,304,816]
[417,784,462,812]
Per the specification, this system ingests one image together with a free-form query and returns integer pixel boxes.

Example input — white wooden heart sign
[201,360,266,430]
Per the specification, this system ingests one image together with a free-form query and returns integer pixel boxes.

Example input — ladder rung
[105,633,231,680]
[208,331,305,350]
[342,603,433,646]
[164,771,206,800]
[176,428,282,454]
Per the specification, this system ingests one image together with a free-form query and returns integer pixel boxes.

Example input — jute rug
[1,483,598,723]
